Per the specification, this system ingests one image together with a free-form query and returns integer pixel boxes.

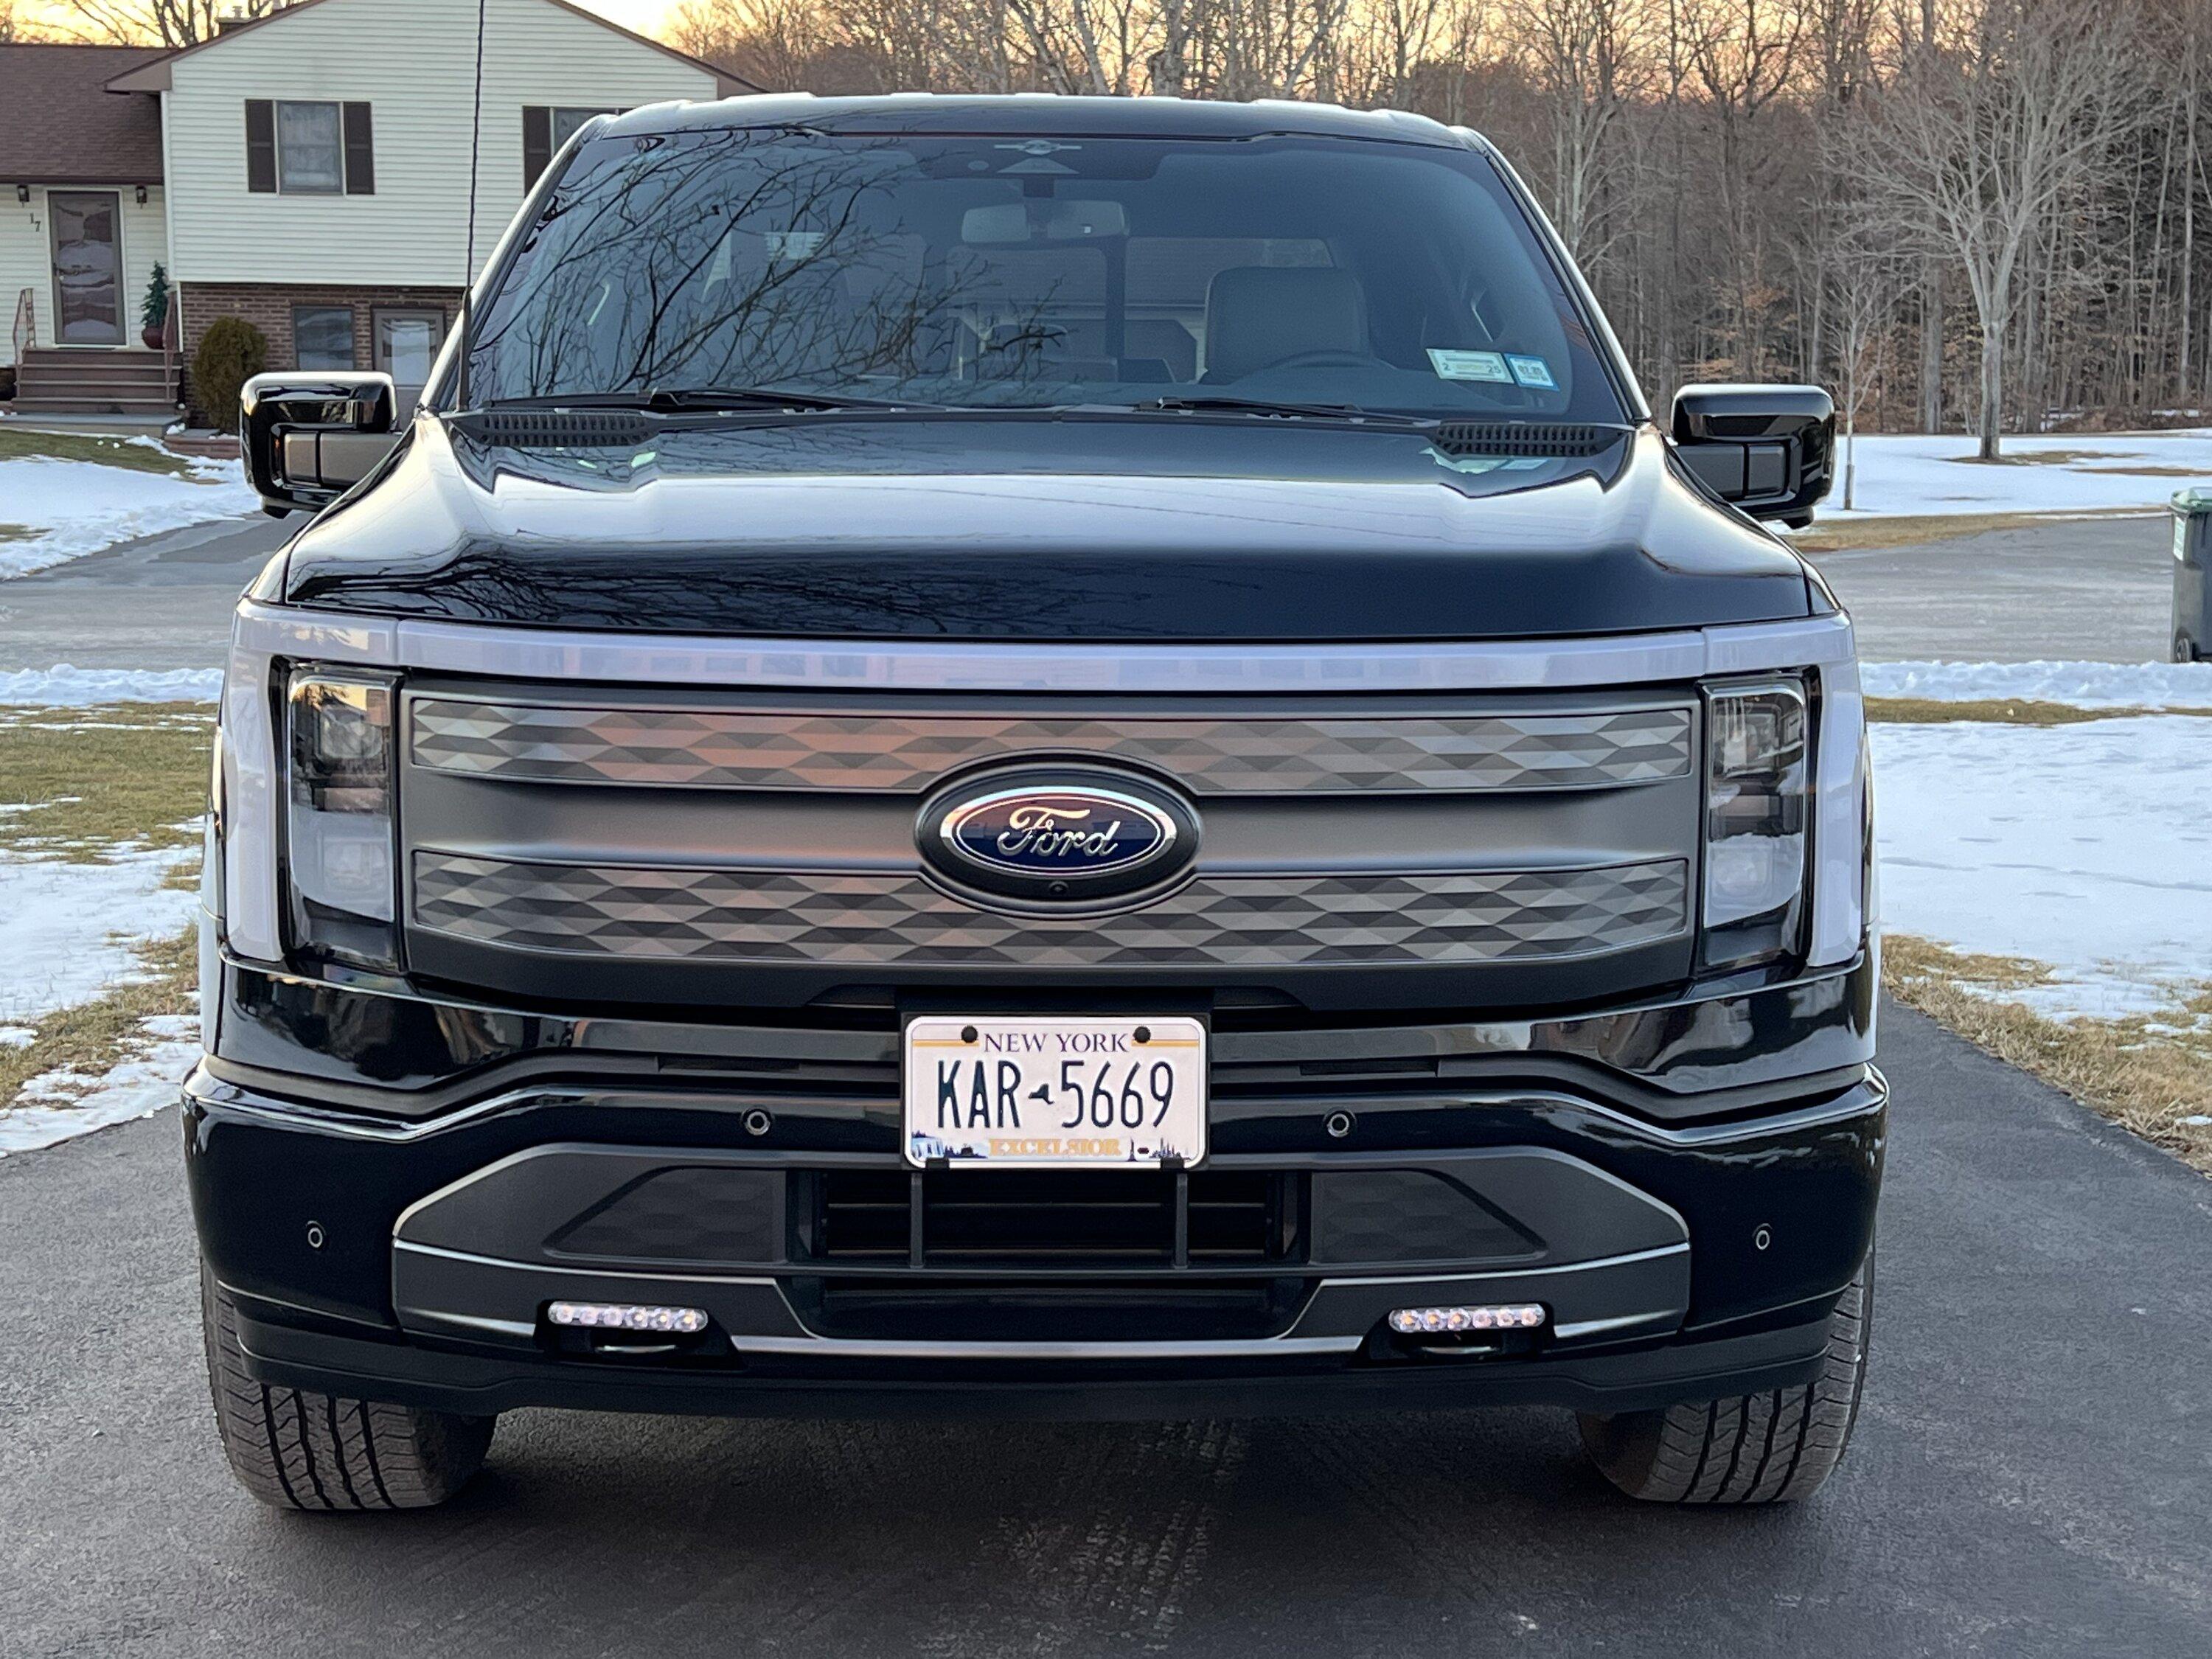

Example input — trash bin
[2173,487,2212,663]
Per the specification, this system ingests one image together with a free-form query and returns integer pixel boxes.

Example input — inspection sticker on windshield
[1427,348,1513,383]
[1506,354,1557,389]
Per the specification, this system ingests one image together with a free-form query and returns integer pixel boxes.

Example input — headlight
[1702,678,1807,968]
[285,668,400,971]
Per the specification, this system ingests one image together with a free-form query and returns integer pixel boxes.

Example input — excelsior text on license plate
[902,1015,1208,1168]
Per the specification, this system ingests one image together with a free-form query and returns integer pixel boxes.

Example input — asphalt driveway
[1803,514,2173,664]
[2,1003,2206,1658]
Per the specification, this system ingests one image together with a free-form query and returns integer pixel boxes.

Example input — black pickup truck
[196,94,1878,1512]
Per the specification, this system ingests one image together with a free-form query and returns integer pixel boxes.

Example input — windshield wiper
[481,386,938,414]
[1121,394,1436,428]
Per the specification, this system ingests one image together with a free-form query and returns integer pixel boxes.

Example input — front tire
[201,1270,495,1511]
[2174,632,2200,664]
[1576,1247,1871,1505]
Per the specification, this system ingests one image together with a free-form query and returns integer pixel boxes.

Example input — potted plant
[140,262,171,350]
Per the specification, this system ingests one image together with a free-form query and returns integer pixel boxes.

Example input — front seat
[1202,265,1369,381]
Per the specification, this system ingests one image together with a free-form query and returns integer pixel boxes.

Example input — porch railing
[10,288,29,376]
[161,288,181,406]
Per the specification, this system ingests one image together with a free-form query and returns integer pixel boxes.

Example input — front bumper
[184,953,1884,1421]
[222,1286,1847,1422]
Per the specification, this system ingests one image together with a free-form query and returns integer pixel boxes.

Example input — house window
[374,307,448,421]
[246,100,374,195]
[277,102,343,193]
[293,305,355,372]
[522,105,619,189]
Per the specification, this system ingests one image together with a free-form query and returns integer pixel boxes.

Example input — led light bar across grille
[546,1301,707,1334]
[1388,1303,1546,1335]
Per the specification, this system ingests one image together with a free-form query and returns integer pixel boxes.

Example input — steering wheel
[1244,347,1393,375]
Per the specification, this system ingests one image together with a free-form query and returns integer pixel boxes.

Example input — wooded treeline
[668,0,2210,451]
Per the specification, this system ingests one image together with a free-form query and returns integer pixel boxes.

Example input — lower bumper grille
[793,1276,1309,1343]
[808,1168,1294,1268]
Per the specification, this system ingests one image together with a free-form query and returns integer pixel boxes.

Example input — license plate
[902,1015,1208,1169]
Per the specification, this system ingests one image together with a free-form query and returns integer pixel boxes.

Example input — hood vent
[1431,422,1629,459]
[451,408,658,448]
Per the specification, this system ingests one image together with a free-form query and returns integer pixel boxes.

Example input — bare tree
[55,0,280,46]
[1827,236,1899,506]
[1503,0,1650,265]
[1181,0,1354,100]
[670,0,824,91]
[1334,0,1450,108]
[1852,0,2143,456]
[1676,0,1809,379]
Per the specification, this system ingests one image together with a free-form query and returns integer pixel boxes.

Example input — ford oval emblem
[918,768,1200,904]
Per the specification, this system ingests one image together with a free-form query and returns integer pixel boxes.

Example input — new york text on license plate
[903,1015,1208,1168]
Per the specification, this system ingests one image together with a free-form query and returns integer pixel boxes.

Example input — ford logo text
[919,770,1200,905]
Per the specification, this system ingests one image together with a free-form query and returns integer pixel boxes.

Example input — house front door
[374,308,446,418]
[49,191,124,346]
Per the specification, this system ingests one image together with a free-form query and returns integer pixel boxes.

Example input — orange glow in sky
[17,1,689,46]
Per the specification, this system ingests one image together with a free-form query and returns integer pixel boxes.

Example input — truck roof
[599,92,1483,151]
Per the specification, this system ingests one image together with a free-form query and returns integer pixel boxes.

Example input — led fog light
[1388,1303,1545,1335]
[546,1301,708,1334]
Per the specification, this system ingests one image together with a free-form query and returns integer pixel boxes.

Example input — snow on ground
[1816,429,2212,520]
[1873,714,2212,1019]
[0,664,223,706]
[0,1029,200,1158]
[0,850,198,1026]
[1863,660,2212,708]
[0,448,260,580]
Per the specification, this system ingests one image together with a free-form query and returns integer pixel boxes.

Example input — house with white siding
[1,44,175,415]
[1,0,753,419]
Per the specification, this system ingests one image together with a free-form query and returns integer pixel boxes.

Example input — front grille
[810,1168,1291,1266]
[398,678,1703,1004]
[408,699,1693,795]
[413,854,1691,968]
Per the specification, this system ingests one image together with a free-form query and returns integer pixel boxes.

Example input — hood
[279,417,1815,641]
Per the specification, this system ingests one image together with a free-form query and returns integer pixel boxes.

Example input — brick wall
[178,281,462,425]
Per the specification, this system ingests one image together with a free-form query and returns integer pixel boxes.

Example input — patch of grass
[1794,507,2157,553]
[1940,448,2107,467]
[0,709,212,861]
[2081,465,2204,478]
[0,925,195,1116]
[1884,933,2212,1175]
[1865,696,2212,725]
[0,426,199,479]
[0,524,30,543]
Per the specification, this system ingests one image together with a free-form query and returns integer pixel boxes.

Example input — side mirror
[240,372,399,517]
[1670,383,1834,529]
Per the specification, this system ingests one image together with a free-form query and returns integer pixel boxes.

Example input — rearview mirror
[961,199,1129,245]
[240,372,399,517]
[1670,383,1834,529]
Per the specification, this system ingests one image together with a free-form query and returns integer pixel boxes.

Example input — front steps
[10,345,178,417]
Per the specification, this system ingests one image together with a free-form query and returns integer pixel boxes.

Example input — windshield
[463,128,1627,422]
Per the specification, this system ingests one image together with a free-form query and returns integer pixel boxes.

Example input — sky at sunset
[17,0,691,46]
